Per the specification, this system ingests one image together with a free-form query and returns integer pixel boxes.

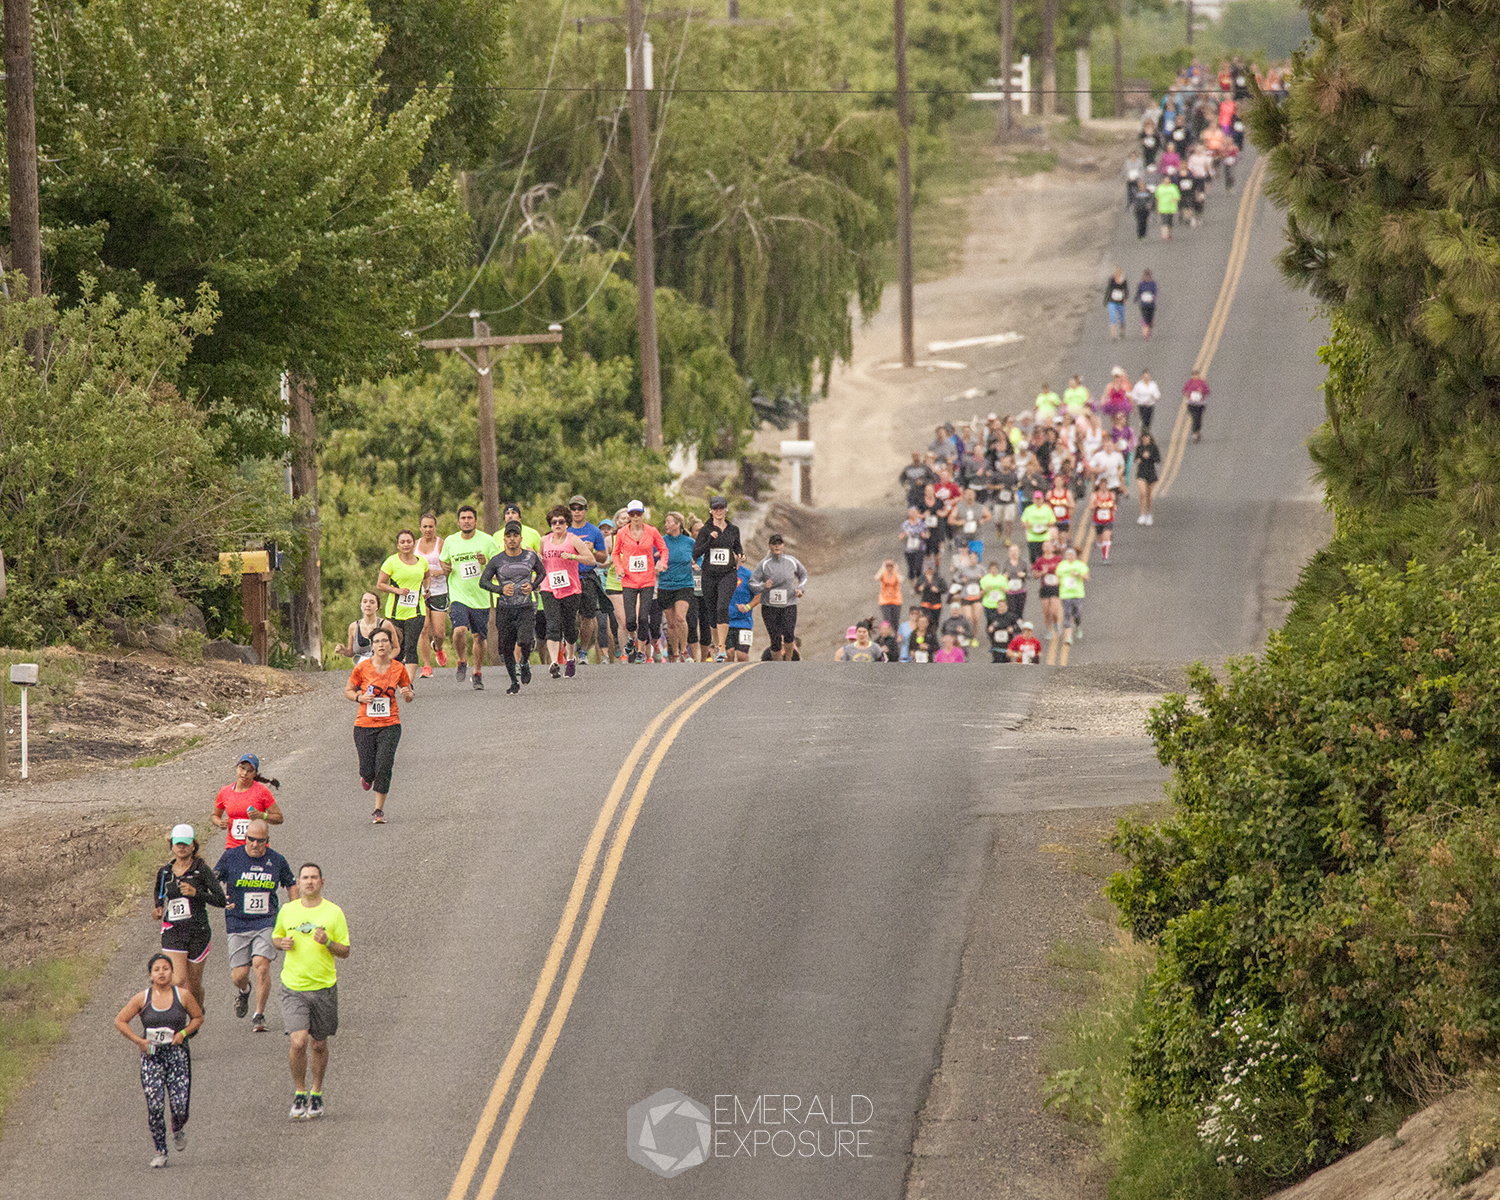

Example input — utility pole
[894,0,915,369]
[1186,0,1195,47]
[420,324,563,532]
[4,0,42,364]
[287,377,323,666]
[998,0,1015,138]
[1113,0,1125,118]
[1040,0,1057,118]
[627,0,664,449]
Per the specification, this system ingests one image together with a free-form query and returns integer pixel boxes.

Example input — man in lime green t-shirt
[271,864,349,1120]
[1034,385,1061,424]
[1155,177,1181,240]
[1020,492,1056,563]
[440,504,500,689]
[1062,376,1091,418]
[1057,545,1090,645]
[979,563,1007,615]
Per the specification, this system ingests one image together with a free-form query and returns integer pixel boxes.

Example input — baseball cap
[598,518,614,529]
[1020,620,1034,629]
[987,412,999,421]
[626,499,645,514]
[568,494,587,507]
[504,520,522,535]
[768,533,784,545]
[845,626,859,639]
[709,495,728,509]
[237,752,259,769]
[170,823,195,845]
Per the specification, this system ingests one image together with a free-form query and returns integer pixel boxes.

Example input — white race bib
[1111,288,1125,302]
[1190,391,1203,402]
[1044,573,1059,586]
[365,696,391,718]
[230,818,250,842]
[913,650,929,663]
[998,489,1013,503]
[737,629,753,647]
[1141,289,1155,304]
[1008,578,1024,593]
[769,588,789,605]
[548,569,571,590]
[925,515,938,528]
[242,891,270,915]
[146,1026,176,1046]
[963,520,977,533]
[399,589,419,609]
[628,554,648,574]
[165,897,190,922]
[1021,647,1037,663]
[709,548,731,567]
[460,560,481,580]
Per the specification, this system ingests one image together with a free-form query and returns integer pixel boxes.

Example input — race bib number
[459,560,481,580]
[1053,504,1069,519]
[1141,289,1155,304]
[913,650,929,663]
[242,891,270,915]
[145,1026,176,1046]
[963,520,977,533]
[985,590,1002,606]
[165,897,190,922]
[365,696,391,718]
[906,536,921,551]
[1021,647,1037,663]
[737,629,753,647]
[1044,573,1059,586]
[628,554,648,574]
[1143,136,1155,148]
[548,569,571,590]
[769,588,788,606]
[709,548,731,567]
[230,818,250,842]
[1008,578,1024,593]
[998,489,1013,503]
[399,589,420,609]
[925,515,938,529]
[1111,288,1125,302]
[1190,391,1203,402]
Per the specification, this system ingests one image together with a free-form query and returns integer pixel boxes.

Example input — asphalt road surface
[2,148,1326,1198]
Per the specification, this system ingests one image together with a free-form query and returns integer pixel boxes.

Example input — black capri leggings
[396,614,425,665]
[494,606,535,668]
[647,595,664,641]
[353,723,402,794]
[1189,403,1205,434]
[622,585,654,636]
[700,572,736,627]
[542,591,581,644]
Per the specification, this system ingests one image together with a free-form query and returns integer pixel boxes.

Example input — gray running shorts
[279,983,338,1040]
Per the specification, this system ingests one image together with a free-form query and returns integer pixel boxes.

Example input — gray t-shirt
[480,550,543,608]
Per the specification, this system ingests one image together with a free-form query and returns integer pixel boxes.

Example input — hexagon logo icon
[626,1088,712,1177]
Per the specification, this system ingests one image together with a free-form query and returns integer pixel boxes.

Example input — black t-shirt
[918,575,947,608]
[155,858,226,933]
[1135,441,1162,483]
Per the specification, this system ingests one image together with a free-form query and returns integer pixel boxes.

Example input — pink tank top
[419,539,446,595]
[541,533,581,597]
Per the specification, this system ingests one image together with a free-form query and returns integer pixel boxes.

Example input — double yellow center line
[447,664,756,1200]
[1156,154,1269,498]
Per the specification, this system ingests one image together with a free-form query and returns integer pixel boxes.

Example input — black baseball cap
[768,533,784,545]
[709,496,728,509]
[503,521,522,535]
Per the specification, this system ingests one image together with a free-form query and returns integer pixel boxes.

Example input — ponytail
[254,773,280,790]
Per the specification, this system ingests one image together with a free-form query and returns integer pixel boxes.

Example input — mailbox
[9,663,38,686]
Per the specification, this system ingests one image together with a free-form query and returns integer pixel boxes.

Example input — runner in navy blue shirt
[567,495,609,665]
[214,819,298,1031]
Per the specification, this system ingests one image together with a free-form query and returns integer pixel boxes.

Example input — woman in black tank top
[115,953,203,1166]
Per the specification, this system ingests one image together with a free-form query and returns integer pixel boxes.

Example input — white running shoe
[173,1129,187,1152]
[150,1153,168,1168]
[1137,514,1147,524]
[1146,514,1154,525]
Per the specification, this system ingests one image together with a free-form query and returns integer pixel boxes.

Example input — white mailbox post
[780,439,815,505]
[10,663,37,780]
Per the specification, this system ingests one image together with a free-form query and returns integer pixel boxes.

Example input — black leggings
[905,550,925,581]
[353,723,401,794]
[1137,404,1155,432]
[494,606,535,678]
[700,572,735,628]
[141,1043,191,1155]
[763,605,798,651]
[647,595,664,641]
[542,591,580,644]
[396,614,425,665]
[622,586,654,636]
[1189,403,1205,434]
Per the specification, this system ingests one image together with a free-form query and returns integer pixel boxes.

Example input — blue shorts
[967,539,984,556]
[450,601,490,639]
[1107,301,1125,325]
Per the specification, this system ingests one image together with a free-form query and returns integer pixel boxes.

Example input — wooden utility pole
[894,0,915,369]
[999,0,1016,138]
[1040,0,1057,117]
[288,377,324,665]
[1113,0,1125,118]
[627,0,664,449]
[5,0,42,365]
[419,326,563,532]
[1186,0,1195,47]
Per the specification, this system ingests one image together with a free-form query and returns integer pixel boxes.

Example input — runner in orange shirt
[344,628,415,824]
[876,559,904,630]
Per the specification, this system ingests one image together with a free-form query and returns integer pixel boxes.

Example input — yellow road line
[473,663,757,1198]
[1156,155,1268,499]
[445,668,732,1200]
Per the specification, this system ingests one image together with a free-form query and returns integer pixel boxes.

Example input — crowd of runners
[117,756,348,1164]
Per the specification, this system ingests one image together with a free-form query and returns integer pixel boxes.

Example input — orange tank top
[878,570,903,606]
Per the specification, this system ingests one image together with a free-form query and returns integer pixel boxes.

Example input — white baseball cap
[170,823,195,845]
[626,500,645,514]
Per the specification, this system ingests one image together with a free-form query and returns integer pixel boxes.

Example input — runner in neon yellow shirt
[1062,376,1091,418]
[1034,385,1061,424]
[270,864,350,1121]
[1020,492,1056,564]
[1057,545,1090,645]
[439,505,499,690]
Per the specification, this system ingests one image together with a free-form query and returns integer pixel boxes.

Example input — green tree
[29,0,469,458]
[0,280,296,647]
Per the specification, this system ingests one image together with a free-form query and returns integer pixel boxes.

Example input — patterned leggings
[140,1044,191,1153]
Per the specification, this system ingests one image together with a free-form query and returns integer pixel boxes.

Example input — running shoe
[473,674,484,691]
[631,651,646,664]
[714,651,727,663]
[521,663,532,685]
[252,1012,267,1032]
[361,777,372,791]
[420,666,433,678]
[307,1093,324,1119]
[173,1128,187,1152]
[1075,629,1084,642]
[564,659,575,678]
[234,987,250,1019]
[456,661,468,682]
[289,1093,308,1120]
[372,808,385,825]
[550,663,562,679]
[1145,514,1154,525]
[151,1152,169,1168]
[506,682,521,696]
[435,648,448,667]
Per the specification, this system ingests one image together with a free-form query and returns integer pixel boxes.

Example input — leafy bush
[1108,539,1500,1179]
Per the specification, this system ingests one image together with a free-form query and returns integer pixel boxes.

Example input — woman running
[153,825,226,1010]
[1135,431,1161,525]
[1135,270,1158,340]
[613,502,670,664]
[114,952,204,1167]
[602,512,628,663]
[414,513,448,679]
[1130,368,1160,432]
[906,612,938,663]
[210,753,282,851]
[375,530,428,669]
[1104,267,1129,339]
[658,512,697,662]
[1045,475,1074,541]
[876,559,904,629]
[900,507,928,581]
[1032,538,1065,643]
[345,626,414,824]
[334,592,401,664]
[540,505,598,676]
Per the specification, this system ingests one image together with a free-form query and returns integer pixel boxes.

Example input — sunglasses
[246,836,269,844]
[549,518,567,526]
[569,504,586,511]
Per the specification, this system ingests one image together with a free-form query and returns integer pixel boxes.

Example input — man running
[693,496,743,662]
[480,521,545,695]
[215,819,297,1032]
[1057,545,1090,645]
[1007,620,1042,663]
[438,505,498,691]
[271,864,349,1121]
[1020,490,1056,563]
[566,496,608,665]
[749,533,807,661]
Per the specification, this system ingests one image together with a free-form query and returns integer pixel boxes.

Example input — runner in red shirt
[211,754,283,850]
[1007,621,1042,663]
[1045,478,1073,536]
[1091,481,1118,563]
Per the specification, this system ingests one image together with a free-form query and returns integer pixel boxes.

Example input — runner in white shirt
[1089,444,1127,494]
[415,513,448,679]
[1130,370,1161,434]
